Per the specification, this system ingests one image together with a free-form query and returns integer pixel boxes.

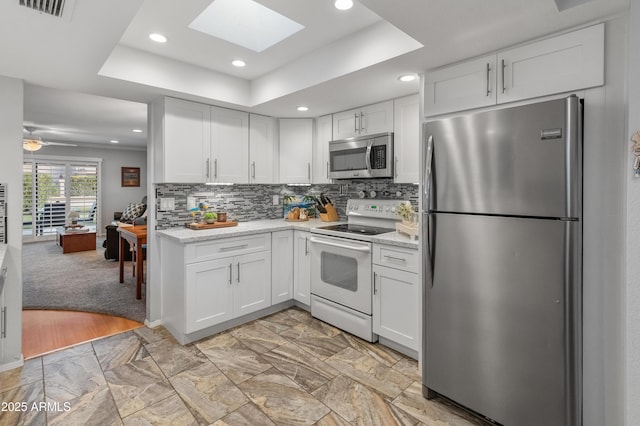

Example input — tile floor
[1,307,488,425]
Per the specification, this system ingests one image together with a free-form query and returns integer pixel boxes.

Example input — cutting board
[186,221,238,230]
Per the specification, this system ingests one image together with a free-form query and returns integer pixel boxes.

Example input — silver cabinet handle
[326,161,329,179]
[214,158,218,179]
[384,255,407,263]
[237,262,240,283]
[220,244,249,252]
[501,59,506,94]
[1,306,5,338]
[354,112,358,133]
[486,62,491,97]
[305,237,309,256]
[251,161,256,179]
[395,156,398,178]
[307,163,311,181]
[206,158,210,179]
[228,263,233,285]
[373,272,378,295]
[359,112,364,133]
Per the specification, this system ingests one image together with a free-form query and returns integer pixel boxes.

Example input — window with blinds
[23,159,99,240]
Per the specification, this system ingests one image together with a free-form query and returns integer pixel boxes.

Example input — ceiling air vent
[19,0,66,17]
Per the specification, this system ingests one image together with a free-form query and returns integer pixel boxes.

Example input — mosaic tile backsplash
[155,179,418,230]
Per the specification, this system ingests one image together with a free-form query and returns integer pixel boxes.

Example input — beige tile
[391,381,486,426]
[325,347,412,399]
[44,352,107,404]
[169,362,247,424]
[291,332,350,361]
[195,332,272,384]
[315,411,353,426]
[93,331,149,372]
[211,402,276,426]
[122,393,198,426]
[0,380,47,425]
[238,368,330,425]
[133,325,175,345]
[48,386,122,426]
[43,343,93,366]
[229,321,288,353]
[144,339,207,378]
[392,357,422,383]
[104,357,174,418]
[262,341,339,392]
[0,358,42,393]
[342,333,403,367]
[313,374,416,426]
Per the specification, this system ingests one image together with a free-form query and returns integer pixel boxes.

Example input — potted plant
[397,202,417,225]
[203,212,217,224]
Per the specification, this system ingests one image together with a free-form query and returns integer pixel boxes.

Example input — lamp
[67,211,80,225]
[23,139,42,151]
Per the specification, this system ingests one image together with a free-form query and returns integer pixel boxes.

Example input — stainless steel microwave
[328,133,394,179]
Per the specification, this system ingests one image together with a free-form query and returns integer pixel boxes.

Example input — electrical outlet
[160,197,175,211]
[272,195,279,205]
[187,197,197,210]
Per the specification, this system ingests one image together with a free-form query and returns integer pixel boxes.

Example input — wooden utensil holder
[320,204,340,222]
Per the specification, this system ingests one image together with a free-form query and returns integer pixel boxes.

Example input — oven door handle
[309,237,371,252]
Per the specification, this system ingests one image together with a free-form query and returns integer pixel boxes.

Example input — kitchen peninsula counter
[157,218,418,249]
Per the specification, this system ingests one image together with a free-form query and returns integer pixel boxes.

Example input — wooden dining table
[117,225,147,300]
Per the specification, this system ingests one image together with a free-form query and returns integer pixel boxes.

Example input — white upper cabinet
[393,94,420,184]
[249,114,276,184]
[279,118,313,184]
[332,100,393,140]
[211,106,249,184]
[424,23,604,117]
[162,98,211,183]
[497,23,604,104]
[424,55,497,117]
[313,115,332,184]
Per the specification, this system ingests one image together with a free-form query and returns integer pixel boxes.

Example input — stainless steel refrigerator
[421,95,582,426]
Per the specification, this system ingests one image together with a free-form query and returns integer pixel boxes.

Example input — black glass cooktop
[317,224,394,236]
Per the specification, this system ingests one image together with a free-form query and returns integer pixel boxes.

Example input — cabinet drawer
[373,244,418,273]
[186,233,271,263]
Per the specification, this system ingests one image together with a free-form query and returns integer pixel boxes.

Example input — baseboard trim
[0,356,24,373]
[144,318,162,328]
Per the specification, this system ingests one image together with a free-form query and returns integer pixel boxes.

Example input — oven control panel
[346,199,408,219]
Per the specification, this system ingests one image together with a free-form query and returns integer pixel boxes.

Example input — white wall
[0,76,24,370]
[626,1,640,425]
[35,145,147,233]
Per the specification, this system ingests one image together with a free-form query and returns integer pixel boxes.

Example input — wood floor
[22,310,143,359]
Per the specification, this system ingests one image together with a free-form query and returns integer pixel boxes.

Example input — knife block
[320,204,340,222]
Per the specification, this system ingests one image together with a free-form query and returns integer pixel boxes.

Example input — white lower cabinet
[293,230,311,306]
[271,230,294,305]
[373,244,419,353]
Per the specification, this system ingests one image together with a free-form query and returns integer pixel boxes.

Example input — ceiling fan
[23,126,77,151]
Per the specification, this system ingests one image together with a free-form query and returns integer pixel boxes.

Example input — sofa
[103,197,147,260]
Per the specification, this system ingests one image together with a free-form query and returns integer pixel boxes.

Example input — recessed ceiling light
[334,0,353,10]
[398,74,417,82]
[297,106,309,112]
[149,33,167,43]
[110,140,119,144]
[132,129,143,133]
[232,59,246,67]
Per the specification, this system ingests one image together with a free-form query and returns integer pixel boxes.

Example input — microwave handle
[365,140,374,174]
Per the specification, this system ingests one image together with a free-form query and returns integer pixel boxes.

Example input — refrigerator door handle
[423,212,435,287]
[423,135,434,212]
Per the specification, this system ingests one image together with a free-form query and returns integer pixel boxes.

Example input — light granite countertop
[157,218,419,249]
[0,244,7,268]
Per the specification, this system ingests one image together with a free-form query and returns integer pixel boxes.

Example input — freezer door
[424,213,581,426]
[424,95,581,219]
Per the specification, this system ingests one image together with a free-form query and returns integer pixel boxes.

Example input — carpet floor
[22,238,146,323]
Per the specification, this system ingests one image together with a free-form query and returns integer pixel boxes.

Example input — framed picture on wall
[121,167,140,187]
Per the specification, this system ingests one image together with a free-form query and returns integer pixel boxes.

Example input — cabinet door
[360,100,393,135]
[249,114,276,184]
[373,265,419,351]
[235,251,272,317]
[498,23,604,104]
[279,119,313,184]
[313,115,332,184]
[332,108,359,140]
[211,106,249,183]
[293,231,311,306]
[185,258,234,333]
[393,94,420,183]
[424,55,496,117]
[271,230,293,304]
[164,98,211,183]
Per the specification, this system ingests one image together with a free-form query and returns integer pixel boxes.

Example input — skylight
[189,0,305,53]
